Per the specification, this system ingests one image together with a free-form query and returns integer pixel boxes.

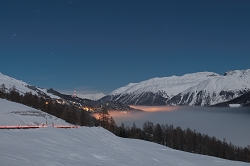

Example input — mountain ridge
[102,69,250,106]
[1,69,249,107]
[0,72,135,111]
[0,72,57,99]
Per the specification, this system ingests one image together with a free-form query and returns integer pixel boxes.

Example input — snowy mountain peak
[104,69,250,106]
[223,69,250,77]
[110,71,220,97]
[77,93,106,101]
[111,83,138,95]
[181,71,220,78]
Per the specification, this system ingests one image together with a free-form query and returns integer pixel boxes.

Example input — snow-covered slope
[0,98,68,126]
[0,72,59,99]
[1,127,249,166]
[102,69,250,106]
[0,127,249,166]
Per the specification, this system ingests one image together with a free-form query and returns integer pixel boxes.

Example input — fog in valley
[110,106,250,147]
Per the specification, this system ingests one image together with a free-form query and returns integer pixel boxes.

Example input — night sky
[1,0,250,95]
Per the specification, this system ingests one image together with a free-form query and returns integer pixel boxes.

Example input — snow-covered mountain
[0,72,59,99]
[77,93,105,101]
[101,69,250,106]
[0,72,105,102]
[213,91,250,107]
[0,99,248,166]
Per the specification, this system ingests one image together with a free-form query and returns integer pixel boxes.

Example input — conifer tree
[98,107,110,129]
[153,123,163,144]
[142,121,154,141]
[0,83,6,93]
[79,110,88,126]
[9,88,21,103]
[130,122,139,139]
[62,106,79,125]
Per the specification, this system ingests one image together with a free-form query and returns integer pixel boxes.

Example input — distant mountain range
[99,69,250,106]
[0,72,133,111]
[77,93,105,101]
[1,69,250,107]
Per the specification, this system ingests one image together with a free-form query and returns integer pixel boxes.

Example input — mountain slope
[2,127,249,166]
[102,69,250,106]
[111,72,219,97]
[167,71,250,106]
[0,72,105,102]
[0,72,58,99]
[212,91,250,107]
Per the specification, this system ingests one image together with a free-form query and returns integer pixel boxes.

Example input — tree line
[114,121,250,162]
[95,105,250,163]
[0,84,98,126]
[1,84,249,162]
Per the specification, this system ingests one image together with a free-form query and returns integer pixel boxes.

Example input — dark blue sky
[1,0,250,95]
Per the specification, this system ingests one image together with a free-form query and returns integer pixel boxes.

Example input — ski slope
[0,99,249,166]
[0,98,68,126]
[1,127,250,166]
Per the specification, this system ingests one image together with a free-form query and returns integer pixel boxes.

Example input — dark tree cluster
[0,86,98,127]
[114,121,250,163]
[98,107,117,133]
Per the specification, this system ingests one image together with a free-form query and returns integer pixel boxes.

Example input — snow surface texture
[0,72,58,99]
[0,99,68,126]
[1,127,249,166]
[0,98,250,166]
[110,69,250,106]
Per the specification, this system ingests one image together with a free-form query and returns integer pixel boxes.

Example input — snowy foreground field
[0,99,250,166]
[1,127,250,166]
[0,99,68,126]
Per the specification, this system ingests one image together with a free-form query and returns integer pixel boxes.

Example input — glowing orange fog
[93,111,134,118]
[129,105,179,112]
[91,106,179,121]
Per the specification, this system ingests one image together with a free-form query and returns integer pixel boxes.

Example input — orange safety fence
[0,125,78,129]
[0,125,46,129]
